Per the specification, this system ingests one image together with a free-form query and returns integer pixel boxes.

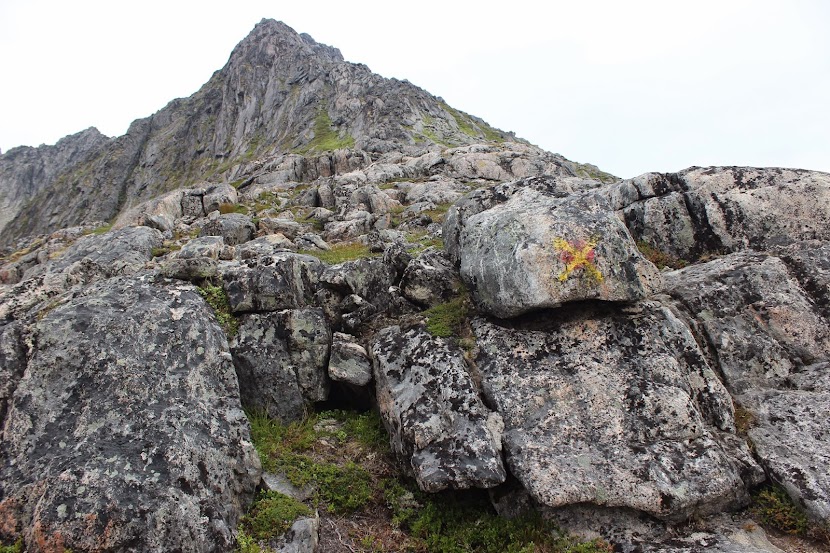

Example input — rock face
[0,127,110,244]
[445,176,663,318]
[607,166,830,261]
[231,309,331,422]
[666,250,830,524]
[371,325,506,492]
[473,302,763,521]
[0,276,261,552]
[221,253,323,313]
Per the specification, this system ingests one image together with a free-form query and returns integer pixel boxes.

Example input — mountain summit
[0,19,587,248]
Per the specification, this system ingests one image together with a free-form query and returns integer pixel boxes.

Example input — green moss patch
[297,108,355,154]
[424,296,469,338]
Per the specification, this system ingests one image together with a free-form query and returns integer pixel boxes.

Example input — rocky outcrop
[666,250,830,524]
[232,309,331,422]
[607,166,830,262]
[0,127,110,245]
[473,301,763,521]
[0,276,261,552]
[371,325,506,492]
[445,176,663,318]
[0,19,521,248]
[0,226,162,322]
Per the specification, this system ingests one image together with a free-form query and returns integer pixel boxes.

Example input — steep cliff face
[0,128,110,239]
[0,19,518,249]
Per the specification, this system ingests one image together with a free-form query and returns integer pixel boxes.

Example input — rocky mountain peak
[0,20,528,249]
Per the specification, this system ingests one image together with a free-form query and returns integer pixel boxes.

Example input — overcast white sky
[1,0,827,178]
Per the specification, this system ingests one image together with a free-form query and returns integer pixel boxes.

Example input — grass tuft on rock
[196,282,238,337]
[751,485,810,536]
[636,240,689,270]
[425,296,469,338]
[241,490,312,541]
[0,540,23,553]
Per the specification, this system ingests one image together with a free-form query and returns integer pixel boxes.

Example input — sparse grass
[151,241,182,258]
[246,409,613,553]
[297,108,355,154]
[734,403,756,436]
[299,242,378,264]
[636,240,689,270]
[573,163,617,184]
[422,203,453,223]
[197,282,238,336]
[0,539,22,553]
[218,203,249,215]
[424,295,469,338]
[2,237,45,263]
[407,234,444,255]
[84,223,113,236]
[247,410,382,514]
[751,485,810,536]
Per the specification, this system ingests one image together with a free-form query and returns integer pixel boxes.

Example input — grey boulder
[445,178,662,318]
[371,324,506,492]
[472,301,761,521]
[231,309,331,422]
[666,250,830,524]
[0,276,261,552]
[199,212,256,246]
[220,253,323,313]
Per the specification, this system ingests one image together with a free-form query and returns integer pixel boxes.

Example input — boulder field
[2,165,829,552]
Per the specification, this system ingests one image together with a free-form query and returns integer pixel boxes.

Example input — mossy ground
[243,409,612,553]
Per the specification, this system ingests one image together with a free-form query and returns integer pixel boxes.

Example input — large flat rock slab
[473,301,761,521]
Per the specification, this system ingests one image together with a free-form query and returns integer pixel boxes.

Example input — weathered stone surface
[446,178,662,318]
[220,253,323,313]
[258,218,303,240]
[158,256,219,281]
[399,247,461,307]
[231,309,330,422]
[177,235,230,260]
[0,276,261,552]
[328,332,372,386]
[0,127,109,243]
[371,324,506,492]
[666,252,830,394]
[0,323,26,428]
[666,251,830,524]
[607,167,830,261]
[202,183,239,214]
[321,257,394,307]
[270,512,320,553]
[0,227,163,322]
[473,301,760,521]
[50,226,163,273]
[236,235,296,259]
[199,212,256,246]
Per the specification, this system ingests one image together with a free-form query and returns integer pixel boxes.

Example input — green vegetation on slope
[296,107,355,154]
[242,409,614,553]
